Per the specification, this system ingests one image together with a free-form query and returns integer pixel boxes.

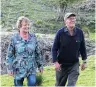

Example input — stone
[0,33,95,74]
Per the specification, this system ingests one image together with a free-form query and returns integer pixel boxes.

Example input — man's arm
[79,31,87,61]
[51,30,60,63]
[52,30,61,71]
[79,31,87,71]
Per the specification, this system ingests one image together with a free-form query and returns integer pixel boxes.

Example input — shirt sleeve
[35,36,43,70]
[6,37,15,72]
[79,31,87,60]
[51,30,60,63]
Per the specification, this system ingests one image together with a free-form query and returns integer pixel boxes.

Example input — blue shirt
[6,33,43,80]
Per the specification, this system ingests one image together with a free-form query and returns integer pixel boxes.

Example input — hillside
[1,0,95,33]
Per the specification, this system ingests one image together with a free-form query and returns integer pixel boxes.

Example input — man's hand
[54,62,61,71]
[8,71,13,76]
[81,63,87,71]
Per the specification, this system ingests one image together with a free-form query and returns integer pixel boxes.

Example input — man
[52,13,87,86]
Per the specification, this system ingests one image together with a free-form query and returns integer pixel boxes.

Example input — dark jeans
[55,62,79,86]
[14,74,36,86]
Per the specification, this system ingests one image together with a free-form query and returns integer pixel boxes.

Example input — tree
[49,0,84,21]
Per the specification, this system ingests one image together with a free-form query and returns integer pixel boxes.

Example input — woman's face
[20,20,30,33]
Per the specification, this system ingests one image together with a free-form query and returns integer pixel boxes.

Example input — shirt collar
[63,26,77,36]
[17,32,31,42]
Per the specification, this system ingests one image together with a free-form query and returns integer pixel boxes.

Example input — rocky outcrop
[0,33,95,74]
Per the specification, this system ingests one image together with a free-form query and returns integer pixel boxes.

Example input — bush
[36,20,43,25]
[81,25,90,38]
[36,73,43,86]
[87,22,95,33]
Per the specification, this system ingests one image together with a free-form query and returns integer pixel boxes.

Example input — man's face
[65,16,76,28]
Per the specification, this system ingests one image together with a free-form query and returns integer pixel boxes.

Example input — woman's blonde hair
[16,16,31,30]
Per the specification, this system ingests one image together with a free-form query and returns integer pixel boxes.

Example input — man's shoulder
[75,27,83,34]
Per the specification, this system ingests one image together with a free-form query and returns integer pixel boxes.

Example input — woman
[6,16,43,86]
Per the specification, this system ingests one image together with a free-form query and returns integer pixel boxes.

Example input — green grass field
[0,55,95,86]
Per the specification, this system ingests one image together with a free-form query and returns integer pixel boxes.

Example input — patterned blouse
[6,33,43,80]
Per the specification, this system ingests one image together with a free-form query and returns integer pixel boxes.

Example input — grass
[1,0,56,31]
[0,55,95,86]
[76,56,95,86]
[89,32,95,40]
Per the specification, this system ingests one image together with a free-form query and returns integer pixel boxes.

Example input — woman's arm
[35,37,43,72]
[6,37,15,75]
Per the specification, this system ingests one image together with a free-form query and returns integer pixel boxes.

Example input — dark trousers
[55,62,79,86]
[14,74,36,86]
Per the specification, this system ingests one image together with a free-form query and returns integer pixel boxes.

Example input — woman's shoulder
[10,33,20,41]
[29,33,37,38]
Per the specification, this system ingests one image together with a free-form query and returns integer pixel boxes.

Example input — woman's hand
[39,69,43,74]
[8,70,14,76]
